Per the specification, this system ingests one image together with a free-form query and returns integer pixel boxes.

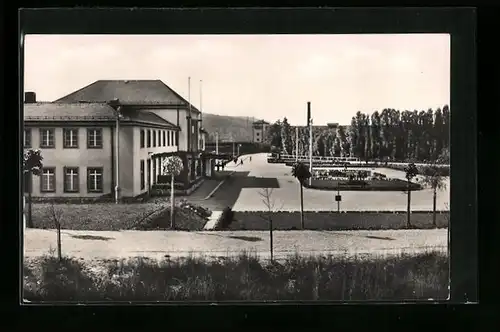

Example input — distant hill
[201,113,265,143]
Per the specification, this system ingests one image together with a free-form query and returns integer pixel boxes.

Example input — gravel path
[24,228,447,261]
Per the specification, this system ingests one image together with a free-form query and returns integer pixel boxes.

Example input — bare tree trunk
[407,181,412,228]
[170,174,175,229]
[28,174,33,228]
[432,189,437,228]
[269,217,273,262]
[300,183,304,229]
[57,222,62,262]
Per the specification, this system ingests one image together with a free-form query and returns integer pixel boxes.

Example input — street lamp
[108,98,123,204]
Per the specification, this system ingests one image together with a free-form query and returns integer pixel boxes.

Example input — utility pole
[115,111,120,204]
[108,98,122,204]
[308,102,313,186]
[188,77,192,152]
[215,132,219,154]
[199,79,203,151]
[295,126,299,161]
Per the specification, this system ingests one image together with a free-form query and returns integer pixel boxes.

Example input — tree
[437,147,449,164]
[281,117,293,155]
[291,162,311,230]
[337,126,350,157]
[267,120,282,150]
[23,149,43,228]
[162,156,184,229]
[259,188,284,262]
[420,165,447,228]
[48,202,64,262]
[404,163,419,228]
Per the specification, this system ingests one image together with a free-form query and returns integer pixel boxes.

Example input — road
[24,228,447,261]
[217,153,450,212]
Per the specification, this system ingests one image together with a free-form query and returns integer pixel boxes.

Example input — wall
[228,211,450,231]
[132,126,178,196]
[118,126,134,197]
[25,126,113,198]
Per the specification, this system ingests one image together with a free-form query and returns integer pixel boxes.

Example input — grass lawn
[23,250,448,301]
[31,201,208,231]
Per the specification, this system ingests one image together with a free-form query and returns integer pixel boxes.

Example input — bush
[24,251,449,301]
[215,206,235,230]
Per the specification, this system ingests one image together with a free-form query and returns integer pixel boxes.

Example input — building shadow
[203,171,280,210]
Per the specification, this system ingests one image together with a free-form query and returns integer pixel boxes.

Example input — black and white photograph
[22,33,451,302]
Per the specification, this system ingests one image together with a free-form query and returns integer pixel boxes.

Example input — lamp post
[109,98,123,204]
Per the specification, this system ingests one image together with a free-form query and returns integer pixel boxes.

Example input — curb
[204,170,236,200]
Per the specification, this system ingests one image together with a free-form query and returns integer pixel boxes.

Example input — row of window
[26,167,104,193]
[140,129,177,149]
[24,128,103,149]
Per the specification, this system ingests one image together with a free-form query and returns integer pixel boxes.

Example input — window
[24,129,32,148]
[140,130,145,148]
[87,128,103,148]
[87,167,103,193]
[162,131,166,147]
[256,132,260,136]
[63,128,79,148]
[140,160,145,190]
[167,131,171,146]
[40,167,56,192]
[153,130,157,147]
[64,167,79,192]
[147,130,151,148]
[174,132,178,146]
[40,128,55,148]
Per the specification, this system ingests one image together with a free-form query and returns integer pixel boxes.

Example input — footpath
[24,228,447,261]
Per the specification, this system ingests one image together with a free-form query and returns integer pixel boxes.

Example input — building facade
[252,120,270,143]
[23,80,212,200]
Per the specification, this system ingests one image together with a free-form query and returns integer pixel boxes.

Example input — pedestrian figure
[250,156,252,162]
[240,159,244,166]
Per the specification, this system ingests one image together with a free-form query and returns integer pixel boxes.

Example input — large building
[23,80,213,201]
[252,120,270,143]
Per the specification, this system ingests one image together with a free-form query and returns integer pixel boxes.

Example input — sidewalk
[24,228,447,261]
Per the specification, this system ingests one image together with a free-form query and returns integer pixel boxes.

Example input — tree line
[267,106,450,163]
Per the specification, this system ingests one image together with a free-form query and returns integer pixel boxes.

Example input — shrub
[215,206,235,230]
[24,251,449,301]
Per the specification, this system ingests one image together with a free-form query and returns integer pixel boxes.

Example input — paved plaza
[216,153,450,212]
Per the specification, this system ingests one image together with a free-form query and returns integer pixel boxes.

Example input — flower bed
[304,178,421,191]
[386,163,450,177]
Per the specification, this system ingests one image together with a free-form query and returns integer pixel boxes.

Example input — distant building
[252,120,270,143]
[23,80,213,201]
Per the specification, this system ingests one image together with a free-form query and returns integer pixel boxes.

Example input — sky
[24,34,449,125]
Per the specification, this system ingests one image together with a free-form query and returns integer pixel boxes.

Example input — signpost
[335,187,342,213]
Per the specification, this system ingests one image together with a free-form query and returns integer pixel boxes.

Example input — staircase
[203,211,223,230]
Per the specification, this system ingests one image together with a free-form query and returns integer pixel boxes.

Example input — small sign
[335,195,342,202]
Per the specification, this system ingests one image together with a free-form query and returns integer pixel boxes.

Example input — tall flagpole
[200,79,203,151]
[308,102,313,186]
[295,126,299,161]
